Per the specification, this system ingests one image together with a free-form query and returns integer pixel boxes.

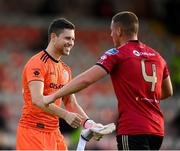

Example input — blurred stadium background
[0,0,180,150]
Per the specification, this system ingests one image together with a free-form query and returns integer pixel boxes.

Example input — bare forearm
[54,75,90,100]
[68,102,89,120]
[54,66,106,99]
[160,92,173,100]
[28,81,81,126]
[44,65,107,105]
[33,97,82,128]
[64,94,89,123]
[161,76,173,100]
[33,98,68,119]
[72,103,88,119]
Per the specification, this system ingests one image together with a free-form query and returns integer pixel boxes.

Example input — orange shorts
[16,125,67,150]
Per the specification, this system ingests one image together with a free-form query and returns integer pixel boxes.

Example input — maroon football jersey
[96,40,169,136]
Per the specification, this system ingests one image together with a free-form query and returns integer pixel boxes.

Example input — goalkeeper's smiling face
[53,29,75,56]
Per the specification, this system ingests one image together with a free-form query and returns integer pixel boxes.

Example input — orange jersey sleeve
[25,53,47,83]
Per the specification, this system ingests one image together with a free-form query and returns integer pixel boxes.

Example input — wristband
[83,119,90,128]
[83,119,95,129]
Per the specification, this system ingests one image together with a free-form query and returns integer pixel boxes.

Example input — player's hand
[83,119,104,141]
[91,123,116,141]
[64,112,82,128]
[81,123,116,142]
[43,95,55,106]
[91,123,104,141]
[81,128,103,142]
[83,119,96,129]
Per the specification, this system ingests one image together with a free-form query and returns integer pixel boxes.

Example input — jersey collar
[44,50,59,63]
[128,40,139,43]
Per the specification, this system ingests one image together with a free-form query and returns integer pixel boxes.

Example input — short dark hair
[112,11,139,36]
[48,18,75,37]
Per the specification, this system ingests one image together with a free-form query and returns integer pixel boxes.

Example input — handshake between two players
[43,93,116,150]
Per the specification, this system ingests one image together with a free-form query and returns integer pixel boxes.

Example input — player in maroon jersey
[43,11,173,150]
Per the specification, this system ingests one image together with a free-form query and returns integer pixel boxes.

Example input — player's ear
[117,27,122,36]
[50,33,57,42]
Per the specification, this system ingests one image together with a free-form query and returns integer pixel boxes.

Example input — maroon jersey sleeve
[96,48,119,72]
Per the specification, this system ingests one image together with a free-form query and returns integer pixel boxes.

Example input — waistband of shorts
[18,122,59,132]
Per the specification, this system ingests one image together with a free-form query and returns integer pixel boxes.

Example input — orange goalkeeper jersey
[19,50,71,131]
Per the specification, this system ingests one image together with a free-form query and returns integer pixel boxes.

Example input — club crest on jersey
[100,54,107,60]
[105,48,119,55]
[63,69,69,83]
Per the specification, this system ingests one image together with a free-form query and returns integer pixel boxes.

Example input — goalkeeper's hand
[82,119,103,141]
[81,125,104,142]
[83,119,104,129]
[90,123,116,136]
[81,119,116,141]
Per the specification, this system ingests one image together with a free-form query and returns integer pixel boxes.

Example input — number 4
[141,60,157,92]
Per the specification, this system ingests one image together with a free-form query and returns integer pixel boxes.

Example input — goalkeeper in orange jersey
[16,18,106,150]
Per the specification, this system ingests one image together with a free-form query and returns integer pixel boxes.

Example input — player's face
[54,29,75,56]
[110,21,121,47]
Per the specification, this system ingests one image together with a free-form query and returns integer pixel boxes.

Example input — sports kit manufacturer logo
[33,71,40,76]
[32,68,41,77]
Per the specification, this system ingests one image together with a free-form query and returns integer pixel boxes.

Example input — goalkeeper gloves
[82,119,116,141]
[83,119,96,129]
[82,119,103,141]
